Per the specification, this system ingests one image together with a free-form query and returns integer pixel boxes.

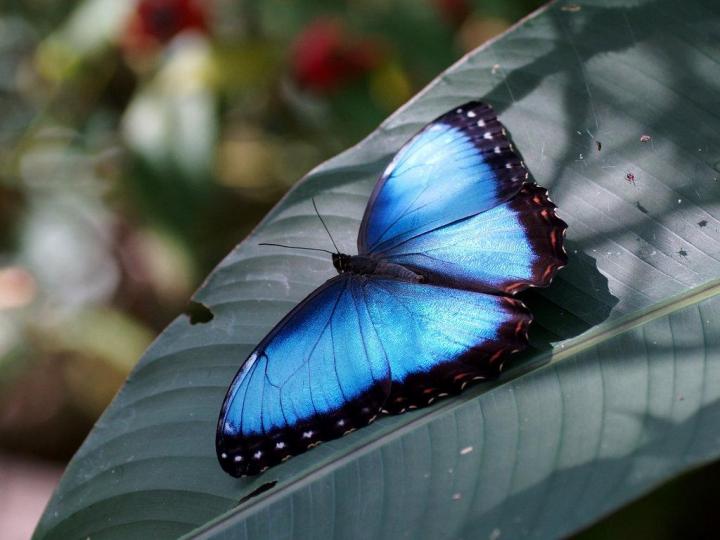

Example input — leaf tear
[185,301,214,324]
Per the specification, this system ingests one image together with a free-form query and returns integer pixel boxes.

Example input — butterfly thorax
[332,253,423,282]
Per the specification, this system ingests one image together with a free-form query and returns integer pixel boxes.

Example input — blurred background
[0,0,544,537]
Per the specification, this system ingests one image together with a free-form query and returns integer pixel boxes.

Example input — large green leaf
[35,0,720,538]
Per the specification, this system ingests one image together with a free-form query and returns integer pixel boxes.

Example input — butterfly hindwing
[216,275,391,476]
[375,184,568,294]
[358,278,530,413]
[358,101,528,255]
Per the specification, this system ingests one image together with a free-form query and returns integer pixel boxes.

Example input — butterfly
[216,101,567,477]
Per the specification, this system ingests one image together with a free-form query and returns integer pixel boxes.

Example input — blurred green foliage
[0,0,543,462]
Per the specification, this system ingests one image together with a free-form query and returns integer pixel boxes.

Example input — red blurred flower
[432,0,471,27]
[123,0,210,54]
[292,19,382,94]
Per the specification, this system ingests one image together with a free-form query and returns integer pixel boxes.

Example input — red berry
[123,0,209,55]
[292,18,382,94]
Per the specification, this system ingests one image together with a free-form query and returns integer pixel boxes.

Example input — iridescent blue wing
[216,275,391,477]
[217,273,529,475]
[375,184,568,294]
[361,278,531,414]
[358,101,528,255]
[218,101,566,476]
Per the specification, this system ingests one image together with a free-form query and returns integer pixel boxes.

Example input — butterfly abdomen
[372,261,423,282]
[333,254,423,282]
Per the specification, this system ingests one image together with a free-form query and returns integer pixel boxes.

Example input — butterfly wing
[216,275,391,477]
[375,184,568,294]
[358,101,528,255]
[360,277,531,414]
[218,101,566,476]
[217,273,530,475]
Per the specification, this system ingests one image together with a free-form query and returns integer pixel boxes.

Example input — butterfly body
[333,253,424,282]
[217,101,567,477]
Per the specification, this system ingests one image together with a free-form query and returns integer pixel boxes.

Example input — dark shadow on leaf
[237,481,278,505]
[459,396,720,540]
[507,240,618,376]
[523,241,617,343]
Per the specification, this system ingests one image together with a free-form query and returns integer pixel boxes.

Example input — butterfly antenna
[258,243,334,255]
[312,197,340,254]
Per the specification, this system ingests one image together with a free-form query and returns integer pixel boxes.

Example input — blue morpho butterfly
[217,101,567,477]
